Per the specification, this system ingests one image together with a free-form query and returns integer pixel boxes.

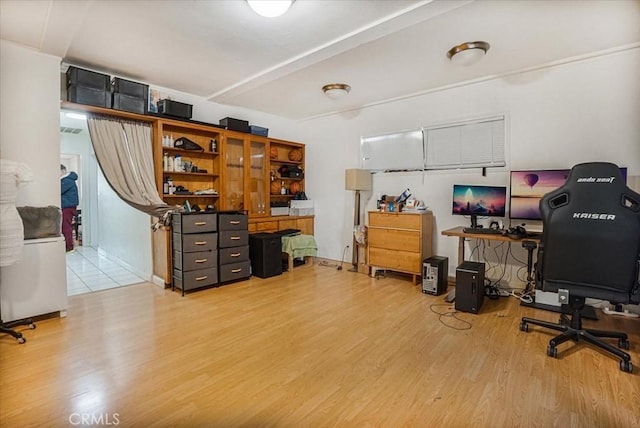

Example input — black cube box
[249,233,283,278]
[112,77,149,100]
[112,93,146,114]
[67,84,111,108]
[158,99,193,119]
[66,66,110,91]
[220,117,249,133]
[455,261,485,314]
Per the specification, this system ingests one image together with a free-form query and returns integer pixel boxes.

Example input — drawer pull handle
[195,222,207,226]
[195,241,207,245]
[195,259,207,263]
[230,236,241,240]
[230,220,240,225]
[230,252,241,257]
[231,268,242,273]
[195,276,208,281]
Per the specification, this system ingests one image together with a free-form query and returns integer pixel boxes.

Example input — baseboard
[152,275,167,288]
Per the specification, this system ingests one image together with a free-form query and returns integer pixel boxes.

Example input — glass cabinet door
[248,138,268,216]
[224,136,244,211]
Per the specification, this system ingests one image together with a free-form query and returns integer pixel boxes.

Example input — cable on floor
[429,304,472,330]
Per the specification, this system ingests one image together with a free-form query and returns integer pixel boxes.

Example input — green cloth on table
[282,234,317,258]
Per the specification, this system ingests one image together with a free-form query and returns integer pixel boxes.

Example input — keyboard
[463,227,503,235]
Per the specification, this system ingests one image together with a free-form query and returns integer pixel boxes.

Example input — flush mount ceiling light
[322,83,351,100]
[247,0,294,18]
[446,41,490,66]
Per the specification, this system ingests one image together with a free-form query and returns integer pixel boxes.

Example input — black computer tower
[455,261,485,314]
[249,233,283,278]
[422,256,448,295]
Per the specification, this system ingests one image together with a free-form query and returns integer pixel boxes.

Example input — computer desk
[441,226,597,319]
[441,226,541,268]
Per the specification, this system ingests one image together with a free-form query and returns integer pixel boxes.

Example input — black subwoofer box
[455,261,485,314]
[249,233,283,278]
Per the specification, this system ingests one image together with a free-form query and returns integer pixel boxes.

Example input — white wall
[0,41,61,207]
[298,49,640,283]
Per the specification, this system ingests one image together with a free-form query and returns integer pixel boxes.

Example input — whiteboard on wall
[361,130,424,171]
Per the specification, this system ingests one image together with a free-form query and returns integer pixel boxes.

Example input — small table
[281,234,317,271]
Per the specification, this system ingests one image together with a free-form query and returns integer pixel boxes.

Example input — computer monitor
[509,167,628,221]
[452,185,507,228]
[509,169,570,221]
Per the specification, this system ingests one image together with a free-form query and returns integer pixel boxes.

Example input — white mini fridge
[1,237,68,322]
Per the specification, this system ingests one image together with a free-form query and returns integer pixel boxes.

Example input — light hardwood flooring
[1,263,639,427]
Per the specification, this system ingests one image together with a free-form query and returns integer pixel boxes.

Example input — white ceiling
[2,0,639,121]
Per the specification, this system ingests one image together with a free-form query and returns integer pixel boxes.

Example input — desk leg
[288,255,294,272]
[457,237,465,267]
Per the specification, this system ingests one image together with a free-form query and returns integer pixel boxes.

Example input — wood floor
[1,263,639,427]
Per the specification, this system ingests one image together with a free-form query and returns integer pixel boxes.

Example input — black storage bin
[66,66,110,91]
[112,77,149,99]
[220,117,249,133]
[67,85,111,108]
[158,99,193,119]
[112,93,147,114]
[249,233,283,278]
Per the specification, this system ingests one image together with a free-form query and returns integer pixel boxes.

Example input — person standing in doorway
[60,164,79,253]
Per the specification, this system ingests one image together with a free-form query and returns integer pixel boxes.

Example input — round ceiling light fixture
[247,0,294,18]
[446,41,490,66]
[322,83,351,100]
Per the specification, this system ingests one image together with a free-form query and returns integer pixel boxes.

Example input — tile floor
[66,246,146,296]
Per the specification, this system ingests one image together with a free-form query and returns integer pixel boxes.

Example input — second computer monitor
[452,184,507,228]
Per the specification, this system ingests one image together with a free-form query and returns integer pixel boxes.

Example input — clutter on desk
[377,190,427,213]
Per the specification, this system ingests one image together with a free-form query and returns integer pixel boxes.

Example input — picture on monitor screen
[510,167,628,221]
[452,185,507,227]
[509,169,569,220]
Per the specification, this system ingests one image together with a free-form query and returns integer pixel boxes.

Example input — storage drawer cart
[171,212,218,295]
[218,212,251,283]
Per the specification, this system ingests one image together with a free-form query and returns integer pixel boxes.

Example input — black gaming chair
[520,162,640,373]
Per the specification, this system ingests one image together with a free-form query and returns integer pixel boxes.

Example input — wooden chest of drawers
[367,211,433,284]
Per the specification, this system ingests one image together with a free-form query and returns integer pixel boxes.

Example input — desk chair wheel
[519,321,529,332]
[620,360,633,373]
[17,336,26,344]
[547,345,558,358]
[618,338,630,350]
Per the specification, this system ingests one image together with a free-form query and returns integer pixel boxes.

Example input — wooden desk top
[442,226,541,243]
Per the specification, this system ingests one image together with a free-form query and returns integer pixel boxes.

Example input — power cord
[429,304,472,330]
[337,245,349,271]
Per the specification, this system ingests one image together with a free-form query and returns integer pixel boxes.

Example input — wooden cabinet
[171,212,219,295]
[248,215,314,235]
[367,211,433,284]
[268,138,305,212]
[221,132,270,217]
[155,119,221,210]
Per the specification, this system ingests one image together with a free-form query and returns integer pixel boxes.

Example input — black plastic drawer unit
[218,212,250,283]
[171,212,218,295]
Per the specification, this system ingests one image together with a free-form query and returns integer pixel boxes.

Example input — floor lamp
[345,169,372,272]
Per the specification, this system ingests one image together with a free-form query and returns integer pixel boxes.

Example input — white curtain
[87,114,172,220]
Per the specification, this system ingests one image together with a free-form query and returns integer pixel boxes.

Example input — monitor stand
[469,214,479,228]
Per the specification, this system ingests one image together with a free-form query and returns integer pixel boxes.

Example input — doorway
[60,110,151,295]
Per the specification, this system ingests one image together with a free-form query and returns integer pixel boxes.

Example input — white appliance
[1,236,68,322]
